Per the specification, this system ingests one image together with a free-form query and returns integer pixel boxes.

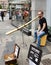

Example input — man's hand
[37,30,42,35]
[37,31,40,35]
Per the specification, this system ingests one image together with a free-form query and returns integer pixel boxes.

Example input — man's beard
[38,16,42,19]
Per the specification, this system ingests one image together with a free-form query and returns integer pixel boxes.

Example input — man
[23,9,29,22]
[33,10,48,47]
[1,11,4,21]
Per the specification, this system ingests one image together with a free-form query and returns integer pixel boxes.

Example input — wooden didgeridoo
[6,16,38,35]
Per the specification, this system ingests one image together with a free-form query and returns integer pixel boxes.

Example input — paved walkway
[0,15,51,65]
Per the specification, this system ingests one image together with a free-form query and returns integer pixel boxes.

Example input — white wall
[31,0,36,36]
[46,0,51,27]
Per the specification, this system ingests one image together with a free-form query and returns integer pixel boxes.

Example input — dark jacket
[1,11,4,17]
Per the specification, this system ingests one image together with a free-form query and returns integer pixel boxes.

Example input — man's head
[38,10,44,19]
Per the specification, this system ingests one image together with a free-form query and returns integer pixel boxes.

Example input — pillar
[46,0,51,27]
[31,0,36,36]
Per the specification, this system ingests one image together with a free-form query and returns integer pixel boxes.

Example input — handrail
[6,16,38,35]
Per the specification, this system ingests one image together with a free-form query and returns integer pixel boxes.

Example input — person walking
[1,11,4,21]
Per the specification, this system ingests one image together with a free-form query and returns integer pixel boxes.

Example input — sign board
[28,44,42,65]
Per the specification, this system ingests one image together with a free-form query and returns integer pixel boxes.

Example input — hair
[14,44,19,47]
[15,44,17,46]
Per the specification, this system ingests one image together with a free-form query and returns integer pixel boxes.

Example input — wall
[0,0,8,9]
[46,0,51,27]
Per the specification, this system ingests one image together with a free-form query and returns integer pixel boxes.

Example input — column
[31,0,36,36]
[46,0,51,27]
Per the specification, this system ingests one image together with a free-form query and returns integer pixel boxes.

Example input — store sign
[28,44,42,65]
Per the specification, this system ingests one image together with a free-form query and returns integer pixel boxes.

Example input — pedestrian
[18,10,22,21]
[33,10,48,47]
[23,10,29,23]
[16,11,19,21]
[1,11,4,21]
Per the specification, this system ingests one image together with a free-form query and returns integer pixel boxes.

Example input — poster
[28,44,42,65]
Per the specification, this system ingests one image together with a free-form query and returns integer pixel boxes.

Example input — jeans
[16,15,19,21]
[34,30,46,47]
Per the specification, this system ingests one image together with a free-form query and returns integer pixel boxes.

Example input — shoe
[33,40,37,43]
